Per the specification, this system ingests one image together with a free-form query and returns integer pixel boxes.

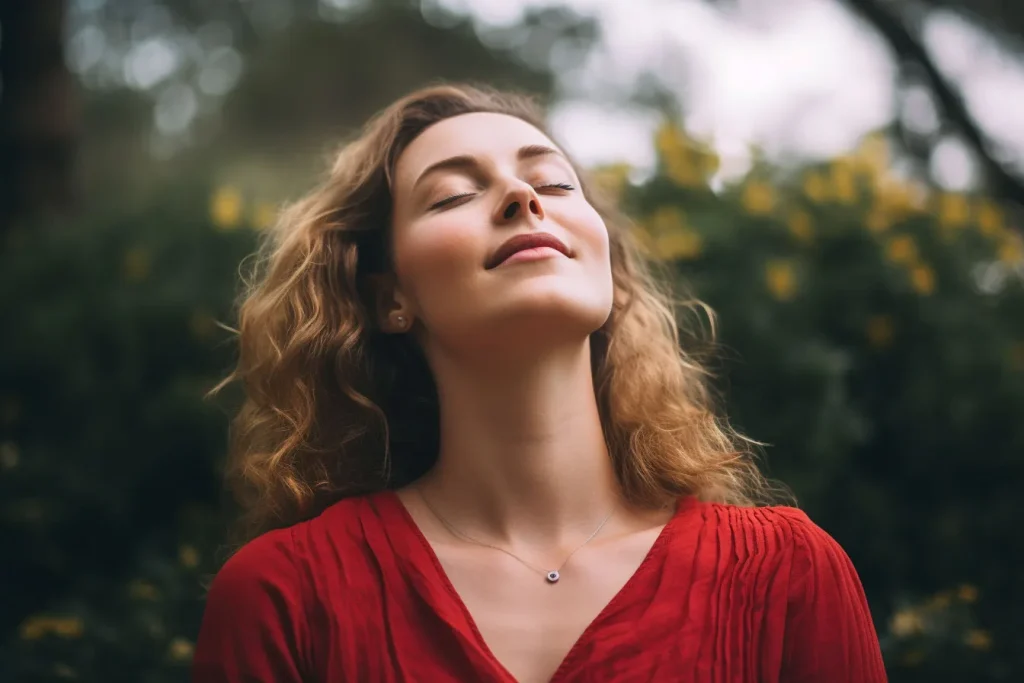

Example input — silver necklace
[416,488,614,584]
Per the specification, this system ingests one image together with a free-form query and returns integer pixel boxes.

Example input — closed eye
[538,182,575,192]
[428,183,576,211]
[429,192,474,210]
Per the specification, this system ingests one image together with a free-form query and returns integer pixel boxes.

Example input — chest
[319,539,789,683]
[430,528,663,683]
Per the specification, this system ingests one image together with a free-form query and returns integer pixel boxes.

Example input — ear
[368,273,414,334]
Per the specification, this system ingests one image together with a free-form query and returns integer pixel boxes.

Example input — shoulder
[697,500,870,600]
[194,498,377,676]
[688,498,838,553]
[668,499,886,678]
[726,504,862,586]
[206,496,374,602]
[204,526,303,614]
[707,509,889,677]
[194,527,310,677]
[680,499,860,583]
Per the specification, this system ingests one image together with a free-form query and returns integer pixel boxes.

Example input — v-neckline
[384,490,689,683]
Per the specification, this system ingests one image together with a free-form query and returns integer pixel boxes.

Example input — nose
[495,181,545,224]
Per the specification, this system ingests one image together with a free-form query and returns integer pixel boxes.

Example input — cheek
[392,217,482,299]
[572,203,611,264]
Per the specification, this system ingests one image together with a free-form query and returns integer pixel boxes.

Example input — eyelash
[430,183,576,210]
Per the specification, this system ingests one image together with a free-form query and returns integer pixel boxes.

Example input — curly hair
[215,82,783,546]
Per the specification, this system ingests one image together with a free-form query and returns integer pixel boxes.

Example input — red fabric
[193,491,887,682]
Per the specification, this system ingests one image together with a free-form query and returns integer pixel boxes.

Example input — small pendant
[546,570,560,584]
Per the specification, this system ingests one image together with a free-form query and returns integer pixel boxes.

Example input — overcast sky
[432,0,1024,189]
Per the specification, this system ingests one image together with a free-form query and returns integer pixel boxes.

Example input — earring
[395,315,407,330]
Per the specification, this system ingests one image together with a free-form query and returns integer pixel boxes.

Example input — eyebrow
[411,144,568,191]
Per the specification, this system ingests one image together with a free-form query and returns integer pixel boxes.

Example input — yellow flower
[665,152,703,188]
[647,207,702,259]
[830,158,857,204]
[957,584,979,603]
[854,132,890,179]
[937,193,969,228]
[765,260,797,301]
[211,186,243,229]
[590,163,632,204]
[910,264,936,295]
[662,136,719,187]
[168,637,195,662]
[865,315,894,349]
[1012,343,1024,370]
[803,172,828,202]
[912,183,933,212]
[787,210,814,244]
[885,235,918,265]
[52,617,84,638]
[655,230,703,261]
[965,629,992,651]
[697,148,721,179]
[975,199,1004,236]
[742,181,776,216]
[1,441,20,469]
[632,225,657,257]
[123,247,150,283]
[649,206,686,234]
[20,616,48,641]
[865,208,890,234]
[53,664,77,679]
[998,236,1023,265]
[252,201,278,230]
[655,121,687,158]
[129,579,161,601]
[875,179,922,219]
[19,615,84,640]
[890,608,924,637]
[179,545,200,569]
[927,590,952,610]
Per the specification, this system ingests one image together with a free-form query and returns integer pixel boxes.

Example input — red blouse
[192,491,887,682]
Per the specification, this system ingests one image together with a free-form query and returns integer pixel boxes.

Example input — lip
[486,232,572,269]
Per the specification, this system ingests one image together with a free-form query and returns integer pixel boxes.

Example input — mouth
[485,232,572,269]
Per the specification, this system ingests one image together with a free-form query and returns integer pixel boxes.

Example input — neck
[418,337,622,546]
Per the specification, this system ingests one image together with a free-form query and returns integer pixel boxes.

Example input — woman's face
[388,112,613,356]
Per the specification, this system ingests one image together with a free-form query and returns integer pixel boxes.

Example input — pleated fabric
[193,491,887,682]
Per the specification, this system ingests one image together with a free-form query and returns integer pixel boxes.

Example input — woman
[193,83,887,682]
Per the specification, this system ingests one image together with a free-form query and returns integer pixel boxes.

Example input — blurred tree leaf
[629,120,1024,680]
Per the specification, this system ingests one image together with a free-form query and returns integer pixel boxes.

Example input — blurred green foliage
[0,174,256,682]
[1,2,1022,678]
[2,121,1021,681]
[622,123,1024,680]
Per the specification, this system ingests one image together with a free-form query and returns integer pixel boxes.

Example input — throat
[425,334,619,543]
[415,485,618,580]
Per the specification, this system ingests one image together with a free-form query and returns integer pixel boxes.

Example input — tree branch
[0,0,77,239]
[842,0,1024,209]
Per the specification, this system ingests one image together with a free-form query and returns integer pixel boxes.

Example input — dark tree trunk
[0,0,77,239]
[843,0,1024,211]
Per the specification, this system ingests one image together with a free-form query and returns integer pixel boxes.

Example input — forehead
[392,112,561,189]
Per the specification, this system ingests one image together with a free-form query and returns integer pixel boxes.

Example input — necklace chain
[416,487,614,584]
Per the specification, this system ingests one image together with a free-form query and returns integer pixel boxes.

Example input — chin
[488,289,611,339]
[425,278,613,355]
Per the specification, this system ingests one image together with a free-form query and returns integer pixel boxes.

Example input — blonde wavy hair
[217,82,781,546]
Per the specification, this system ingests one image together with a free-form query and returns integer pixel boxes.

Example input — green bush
[618,122,1024,680]
[1,125,1021,680]
[0,176,257,682]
